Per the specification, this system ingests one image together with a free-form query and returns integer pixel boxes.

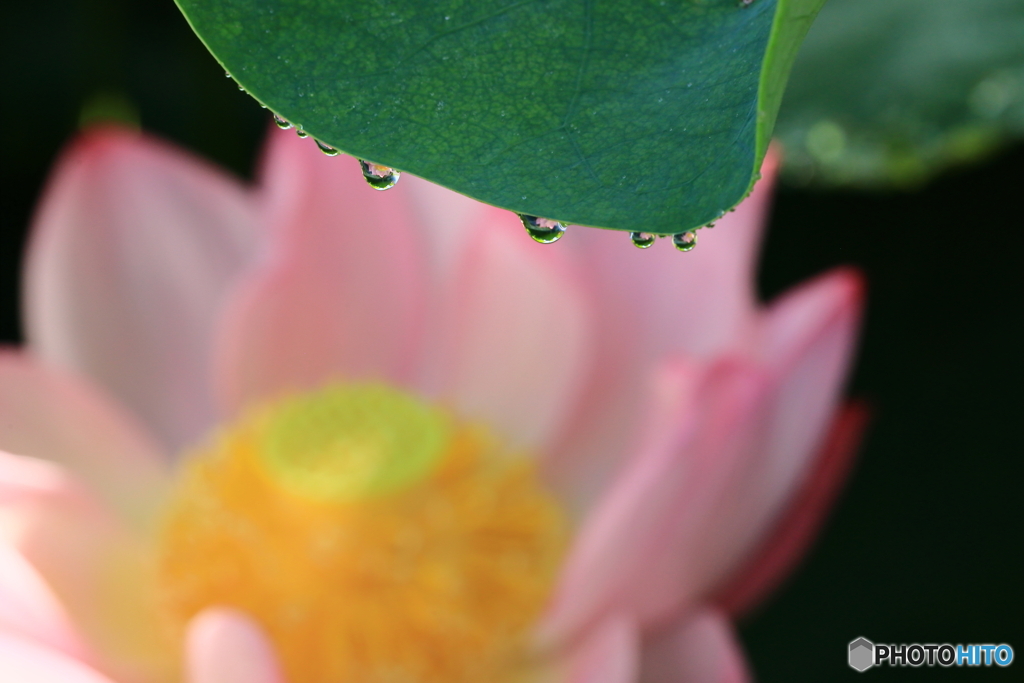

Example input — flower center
[157,383,567,683]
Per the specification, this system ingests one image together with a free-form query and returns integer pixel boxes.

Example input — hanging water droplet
[295,128,309,138]
[630,232,656,249]
[225,71,232,78]
[359,160,401,190]
[672,231,697,252]
[315,140,340,157]
[704,221,716,229]
[238,84,246,91]
[519,215,565,244]
[273,114,292,130]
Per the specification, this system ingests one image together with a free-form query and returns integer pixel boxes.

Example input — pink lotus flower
[0,126,864,683]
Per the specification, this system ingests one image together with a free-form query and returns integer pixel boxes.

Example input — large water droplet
[273,114,292,130]
[519,215,565,244]
[672,231,697,252]
[630,232,656,249]
[315,140,340,157]
[359,160,401,190]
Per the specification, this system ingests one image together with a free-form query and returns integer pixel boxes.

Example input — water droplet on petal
[273,114,292,130]
[630,231,656,249]
[295,128,309,138]
[519,215,565,244]
[672,231,697,252]
[359,160,401,190]
[315,140,340,157]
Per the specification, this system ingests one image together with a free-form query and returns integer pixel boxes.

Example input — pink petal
[715,402,869,616]
[639,609,750,683]
[681,270,864,598]
[0,449,70,501]
[0,351,168,525]
[0,540,90,661]
[426,206,595,448]
[397,173,493,277]
[24,126,262,453]
[0,450,168,683]
[545,152,780,511]
[185,607,286,683]
[0,633,117,683]
[215,128,427,413]
[563,615,639,683]
[539,358,770,643]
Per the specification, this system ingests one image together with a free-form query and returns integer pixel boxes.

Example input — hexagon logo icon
[849,637,875,672]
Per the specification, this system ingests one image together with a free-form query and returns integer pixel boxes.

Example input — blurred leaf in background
[777,0,1024,187]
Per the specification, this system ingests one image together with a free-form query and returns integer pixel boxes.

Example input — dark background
[2,1,1021,679]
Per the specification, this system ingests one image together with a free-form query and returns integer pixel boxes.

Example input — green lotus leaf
[176,0,824,233]
[777,0,1024,187]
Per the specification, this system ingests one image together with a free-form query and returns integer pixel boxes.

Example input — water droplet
[519,215,565,244]
[295,128,309,138]
[704,221,716,229]
[359,160,401,190]
[672,231,697,252]
[315,140,340,157]
[225,71,232,78]
[238,84,246,91]
[273,114,292,129]
[630,232,656,249]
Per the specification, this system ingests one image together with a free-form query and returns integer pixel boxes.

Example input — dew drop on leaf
[273,114,292,130]
[315,140,340,156]
[295,128,309,138]
[519,215,565,244]
[359,160,401,190]
[630,231,656,249]
[672,231,697,252]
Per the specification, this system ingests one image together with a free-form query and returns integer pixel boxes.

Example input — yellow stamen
[158,383,566,683]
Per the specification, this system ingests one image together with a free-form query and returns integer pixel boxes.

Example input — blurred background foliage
[777,0,1024,187]
[1,1,1021,679]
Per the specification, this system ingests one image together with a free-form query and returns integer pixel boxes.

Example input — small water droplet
[295,128,309,138]
[238,84,246,91]
[705,221,716,229]
[273,114,292,129]
[315,140,339,157]
[672,231,697,252]
[359,160,401,190]
[630,232,656,249]
[519,215,565,244]
[225,71,232,78]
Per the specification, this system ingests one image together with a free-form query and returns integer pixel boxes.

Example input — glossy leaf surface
[176,0,822,233]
